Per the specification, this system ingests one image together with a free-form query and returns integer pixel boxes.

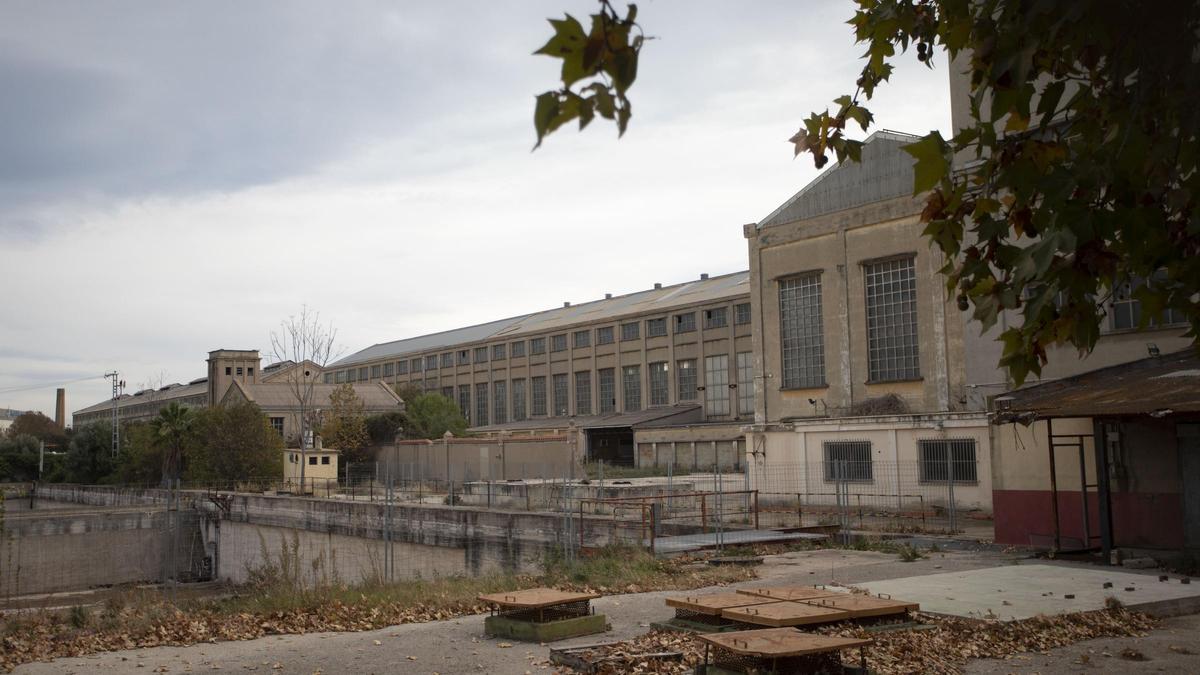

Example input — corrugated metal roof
[758,130,920,230]
[73,382,207,416]
[994,349,1200,419]
[333,271,750,368]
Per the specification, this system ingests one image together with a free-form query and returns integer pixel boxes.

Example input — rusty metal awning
[994,349,1200,420]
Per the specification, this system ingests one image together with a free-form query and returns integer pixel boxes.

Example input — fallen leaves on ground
[561,608,1157,675]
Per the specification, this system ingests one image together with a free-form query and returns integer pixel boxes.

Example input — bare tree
[269,306,340,487]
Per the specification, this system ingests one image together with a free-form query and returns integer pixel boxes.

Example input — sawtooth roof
[757,130,920,230]
[333,271,750,368]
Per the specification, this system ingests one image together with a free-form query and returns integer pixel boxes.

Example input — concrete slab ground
[861,563,1200,620]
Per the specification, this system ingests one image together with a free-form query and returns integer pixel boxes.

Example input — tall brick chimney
[55,388,66,429]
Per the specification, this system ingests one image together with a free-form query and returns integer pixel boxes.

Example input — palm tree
[151,402,195,487]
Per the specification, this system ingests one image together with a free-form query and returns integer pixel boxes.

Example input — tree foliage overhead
[533,0,1200,384]
[531,0,644,148]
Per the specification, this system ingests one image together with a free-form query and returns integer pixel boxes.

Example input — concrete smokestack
[55,388,66,428]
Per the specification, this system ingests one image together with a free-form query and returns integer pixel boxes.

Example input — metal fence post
[945,449,957,534]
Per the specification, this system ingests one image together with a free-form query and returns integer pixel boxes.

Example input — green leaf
[532,92,561,149]
[902,132,949,194]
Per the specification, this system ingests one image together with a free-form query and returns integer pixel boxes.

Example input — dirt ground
[14,547,1200,675]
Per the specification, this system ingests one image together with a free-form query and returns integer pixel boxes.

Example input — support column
[1092,419,1114,564]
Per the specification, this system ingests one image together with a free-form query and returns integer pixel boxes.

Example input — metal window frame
[511,378,527,421]
[704,354,730,416]
[735,351,754,415]
[596,326,615,345]
[530,337,546,355]
[458,385,471,424]
[551,334,568,352]
[552,373,569,416]
[822,440,874,482]
[734,302,752,325]
[621,321,640,341]
[863,256,920,382]
[622,365,641,411]
[474,382,489,426]
[574,371,592,415]
[779,273,826,389]
[649,361,669,406]
[598,368,616,413]
[704,306,728,330]
[493,380,508,425]
[511,341,526,358]
[573,330,591,348]
[676,359,697,401]
[531,376,548,416]
[646,317,667,337]
[674,312,696,333]
[474,346,489,363]
[492,343,506,360]
[917,438,979,484]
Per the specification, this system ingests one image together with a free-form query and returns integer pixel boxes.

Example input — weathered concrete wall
[0,505,201,596]
[377,437,583,482]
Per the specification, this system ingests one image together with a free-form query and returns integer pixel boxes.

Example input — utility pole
[104,372,124,456]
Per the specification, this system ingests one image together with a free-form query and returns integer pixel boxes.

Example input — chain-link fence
[749,458,992,534]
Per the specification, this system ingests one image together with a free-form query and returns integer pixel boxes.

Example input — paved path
[16,548,1198,675]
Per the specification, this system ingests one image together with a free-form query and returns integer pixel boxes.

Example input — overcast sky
[0,1,951,418]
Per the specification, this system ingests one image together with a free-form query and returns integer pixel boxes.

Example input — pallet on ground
[720,601,852,628]
[657,592,781,633]
[735,585,840,602]
[696,627,870,674]
[799,593,918,619]
[478,587,608,642]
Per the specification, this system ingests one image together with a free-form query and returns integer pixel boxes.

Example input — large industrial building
[329,272,755,468]
[73,349,404,445]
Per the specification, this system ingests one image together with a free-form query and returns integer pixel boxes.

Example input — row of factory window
[396,354,758,426]
[776,257,1190,392]
[326,303,752,385]
[778,256,921,389]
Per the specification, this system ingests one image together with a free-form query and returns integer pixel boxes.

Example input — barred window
[323,373,334,384]
[779,274,826,388]
[335,370,347,383]
[511,341,526,358]
[736,352,754,415]
[458,350,470,366]
[371,365,381,379]
[1111,275,1188,330]
[441,353,454,368]
[474,346,489,363]
[823,440,873,482]
[551,334,567,352]
[359,366,369,381]
[704,355,730,416]
[397,361,409,375]
[649,362,669,406]
[646,317,667,337]
[596,326,615,345]
[674,312,696,333]
[575,371,592,415]
[918,439,978,483]
[735,302,752,325]
[573,330,591,348]
[553,373,569,416]
[622,365,641,411]
[704,307,728,329]
[493,380,508,425]
[425,355,438,371]
[865,257,920,381]
[531,376,547,416]
[458,385,471,423]
[677,359,697,401]
[411,358,422,373]
[598,368,616,413]
[621,322,640,341]
[530,337,546,355]
[492,343,506,360]
[511,379,527,421]
[383,362,394,377]
[474,383,489,426]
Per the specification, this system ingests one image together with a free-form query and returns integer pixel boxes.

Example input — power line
[0,374,107,395]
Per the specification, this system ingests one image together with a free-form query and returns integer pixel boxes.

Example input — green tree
[109,422,163,485]
[321,384,370,463]
[150,402,196,486]
[0,434,42,482]
[64,421,115,483]
[6,411,67,448]
[187,402,283,484]
[403,393,468,440]
[365,412,407,445]
[534,1,1200,384]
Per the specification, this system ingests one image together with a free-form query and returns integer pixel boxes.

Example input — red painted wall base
[993,489,1183,550]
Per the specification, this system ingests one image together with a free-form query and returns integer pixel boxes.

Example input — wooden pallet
[720,601,851,627]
